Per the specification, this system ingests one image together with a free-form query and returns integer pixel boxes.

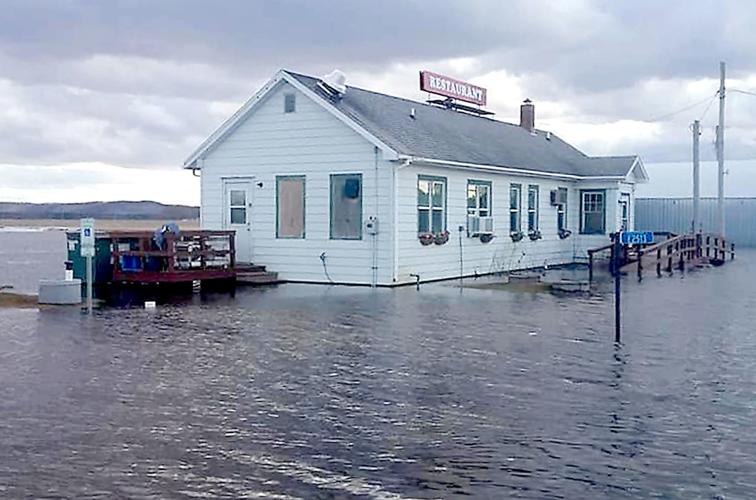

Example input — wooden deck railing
[620,233,734,279]
[111,230,236,283]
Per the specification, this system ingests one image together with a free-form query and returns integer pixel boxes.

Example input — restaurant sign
[419,70,487,106]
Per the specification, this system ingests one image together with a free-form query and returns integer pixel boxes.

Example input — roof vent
[410,107,416,119]
[546,131,552,140]
[319,69,347,97]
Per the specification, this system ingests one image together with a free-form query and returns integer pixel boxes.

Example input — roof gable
[184,70,398,168]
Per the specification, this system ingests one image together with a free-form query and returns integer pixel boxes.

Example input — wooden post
[588,251,594,283]
[731,242,735,260]
[609,243,616,277]
[166,232,175,272]
[637,247,643,281]
[229,232,236,269]
[656,248,662,277]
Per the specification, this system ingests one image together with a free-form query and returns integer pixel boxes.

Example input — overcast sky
[2,0,756,204]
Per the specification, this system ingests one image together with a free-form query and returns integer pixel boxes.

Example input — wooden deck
[111,230,237,284]
[588,232,735,281]
[620,233,735,279]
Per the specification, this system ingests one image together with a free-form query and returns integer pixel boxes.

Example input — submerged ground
[1,231,755,498]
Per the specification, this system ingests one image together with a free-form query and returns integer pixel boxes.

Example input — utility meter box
[365,216,379,235]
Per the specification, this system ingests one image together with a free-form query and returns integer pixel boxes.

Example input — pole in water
[716,61,726,237]
[86,255,93,314]
[614,234,621,343]
[692,119,701,233]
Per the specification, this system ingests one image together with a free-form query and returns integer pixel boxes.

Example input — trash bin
[65,231,114,285]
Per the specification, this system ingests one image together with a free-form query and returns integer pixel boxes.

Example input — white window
[467,180,491,218]
[330,174,362,240]
[276,176,305,238]
[557,187,568,231]
[580,190,605,234]
[619,193,630,231]
[527,185,539,232]
[418,176,446,234]
[467,180,492,235]
[510,184,521,233]
[229,189,247,224]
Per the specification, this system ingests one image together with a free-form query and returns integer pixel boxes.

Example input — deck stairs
[235,264,279,286]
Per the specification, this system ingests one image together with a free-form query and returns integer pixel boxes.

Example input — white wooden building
[184,70,648,286]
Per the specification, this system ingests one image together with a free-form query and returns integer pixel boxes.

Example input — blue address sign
[620,231,654,245]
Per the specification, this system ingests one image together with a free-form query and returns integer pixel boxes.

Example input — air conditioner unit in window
[467,215,494,236]
[550,189,568,205]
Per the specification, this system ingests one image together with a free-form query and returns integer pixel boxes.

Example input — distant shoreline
[0,218,200,231]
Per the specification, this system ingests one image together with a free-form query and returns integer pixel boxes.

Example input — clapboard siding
[394,164,590,283]
[201,81,394,285]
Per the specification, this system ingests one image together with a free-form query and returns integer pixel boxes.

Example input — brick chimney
[520,98,535,133]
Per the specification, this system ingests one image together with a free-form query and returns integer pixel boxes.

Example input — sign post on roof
[419,70,487,106]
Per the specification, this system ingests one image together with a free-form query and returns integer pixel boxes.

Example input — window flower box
[558,228,572,240]
[434,230,450,245]
[510,231,524,242]
[418,232,434,246]
[480,233,494,244]
[528,229,542,241]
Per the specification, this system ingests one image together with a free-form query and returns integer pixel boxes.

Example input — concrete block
[38,279,82,305]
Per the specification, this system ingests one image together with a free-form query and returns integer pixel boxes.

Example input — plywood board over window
[330,173,363,240]
[276,176,305,238]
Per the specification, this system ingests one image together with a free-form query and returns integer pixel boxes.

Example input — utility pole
[692,120,701,233]
[716,61,726,236]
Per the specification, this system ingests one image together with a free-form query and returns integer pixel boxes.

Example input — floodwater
[2,231,756,498]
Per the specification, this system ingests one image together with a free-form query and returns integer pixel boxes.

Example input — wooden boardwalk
[588,233,735,281]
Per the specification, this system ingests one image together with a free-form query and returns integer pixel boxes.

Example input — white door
[223,179,253,263]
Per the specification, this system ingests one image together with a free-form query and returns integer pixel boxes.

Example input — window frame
[275,175,306,239]
[228,188,247,225]
[579,189,606,234]
[509,183,522,234]
[329,173,363,240]
[619,193,630,231]
[527,184,539,232]
[466,179,492,218]
[557,187,568,231]
[284,93,296,113]
[417,175,447,235]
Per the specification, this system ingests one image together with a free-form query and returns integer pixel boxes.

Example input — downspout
[372,146,379,288]
[393,158,412,283]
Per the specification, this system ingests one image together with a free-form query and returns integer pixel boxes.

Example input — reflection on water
[1,232,756,498]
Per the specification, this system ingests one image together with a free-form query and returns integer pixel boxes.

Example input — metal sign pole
[80,218,95,315]
[86,255,93,314]
[614,233,621,343]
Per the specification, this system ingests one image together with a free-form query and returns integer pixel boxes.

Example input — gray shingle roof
[286,71,638,178]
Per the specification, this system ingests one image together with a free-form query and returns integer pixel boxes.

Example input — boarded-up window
[330,174,362,240]
[276,176,305,238]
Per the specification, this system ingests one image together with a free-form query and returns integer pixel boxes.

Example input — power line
[698,91,719,122]
[730,88,756,98]
[643,91,719,123]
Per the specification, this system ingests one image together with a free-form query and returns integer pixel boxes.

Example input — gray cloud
[1,0,755,171]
